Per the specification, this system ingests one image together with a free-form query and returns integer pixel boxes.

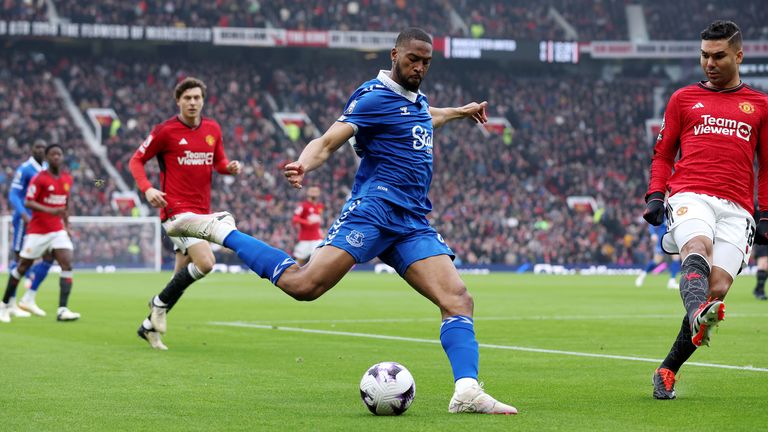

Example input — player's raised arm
[284,121,355,189]
[429,101,488,129]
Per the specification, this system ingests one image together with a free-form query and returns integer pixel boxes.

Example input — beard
[394,62,421,92]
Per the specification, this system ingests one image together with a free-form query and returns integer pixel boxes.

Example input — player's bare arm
[429,101,488,129]
[25,198,66,216]
[284,121,355,189]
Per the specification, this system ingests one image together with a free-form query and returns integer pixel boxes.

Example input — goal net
[0,216,162,272]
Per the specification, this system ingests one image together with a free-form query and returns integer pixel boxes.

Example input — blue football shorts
[11,214,26,253]
[322,197,454,275]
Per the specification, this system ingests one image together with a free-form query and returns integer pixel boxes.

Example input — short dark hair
[701,20,742,48]
[395,28,432,47]
[45,143,63,155]
[174,77,207,100]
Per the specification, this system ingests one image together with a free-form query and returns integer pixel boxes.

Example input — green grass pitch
[2,272,767,431]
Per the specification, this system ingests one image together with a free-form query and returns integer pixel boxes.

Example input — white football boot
[56,307,81,322]
[164,211,236,245]
[634,271,647,288]
[448,383,518,415]
[667,278,679,290]
[7,299,31,318]
[0,303,11,323]
[18,298,47,317]
[137,325,168,350]
[148,296,168,334]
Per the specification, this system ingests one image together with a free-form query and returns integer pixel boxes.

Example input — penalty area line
[209,321,768,373]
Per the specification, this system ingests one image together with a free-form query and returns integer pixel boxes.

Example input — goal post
[1,215,162,272]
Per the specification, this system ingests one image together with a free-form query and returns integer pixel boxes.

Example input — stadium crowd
[644,1,768,40]
[0,48,671,267]
[5,1,768,41]
[0,0,626,41]
[0,54,117,220]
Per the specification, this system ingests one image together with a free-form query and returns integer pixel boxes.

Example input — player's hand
[21,212,31,223]
[643,191,665,226]
[145,187,168,208]
[284,161,305,189]
[51,207,67,216]
[227,160,242,175]
[756,211,768,245]
[460,101,488,124]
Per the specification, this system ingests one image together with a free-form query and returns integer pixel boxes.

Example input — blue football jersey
[337,70,434,216]
[9,156,46,218]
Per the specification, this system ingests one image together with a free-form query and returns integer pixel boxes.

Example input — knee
[443,284,474,316]
[682,239,711,260]
[194,256,216,275]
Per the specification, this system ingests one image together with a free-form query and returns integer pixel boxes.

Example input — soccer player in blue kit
[166,28,517,414]
[635,216,681,290]
[7,139,54,317]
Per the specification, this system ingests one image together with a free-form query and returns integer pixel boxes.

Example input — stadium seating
[0,54,115,219]
[0,50,668,266]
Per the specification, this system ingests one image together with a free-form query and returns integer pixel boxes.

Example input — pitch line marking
[209,321,768,373]
[211,312,768,325]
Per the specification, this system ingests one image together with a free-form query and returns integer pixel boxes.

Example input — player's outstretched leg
[164,212,237,245]
[691,298,725,347]
[166,212,297,285]
[442,316,517,415]
[677,253,720,346]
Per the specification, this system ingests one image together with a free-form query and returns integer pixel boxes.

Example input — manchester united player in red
[1,144,80,323]
[643,20,768,399]
[130,77,241,350]
[291,185,325,265]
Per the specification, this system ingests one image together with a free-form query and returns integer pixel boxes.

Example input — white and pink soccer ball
[359,362,416,415]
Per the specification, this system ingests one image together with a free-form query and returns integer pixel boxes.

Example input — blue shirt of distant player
[337,70,434,215]
[648,215,668,238]
[648,214,667,252]
[9,156,46,221]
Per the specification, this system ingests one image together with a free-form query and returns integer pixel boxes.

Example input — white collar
[377,70,422,103]
[27,156,45,171]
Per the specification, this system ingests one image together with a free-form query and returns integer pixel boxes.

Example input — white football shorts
[293,239,323,261]
[662,192,754,278]
[163,212,206,255]
[20,230,74,259]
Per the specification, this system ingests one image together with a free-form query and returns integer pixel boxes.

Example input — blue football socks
[29,260,53,291]
[669,259,681,279]
[223,230,296,284]
[440,315,479,381]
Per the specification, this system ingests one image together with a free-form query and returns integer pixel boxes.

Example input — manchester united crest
[205,135,216,146]
[64,183,70,192]
[739,102,755,114]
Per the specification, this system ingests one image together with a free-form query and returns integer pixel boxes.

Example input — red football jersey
[129,116,230,220]
[292,200,324,241]
[25,170,72,234]
[648,82,768,213]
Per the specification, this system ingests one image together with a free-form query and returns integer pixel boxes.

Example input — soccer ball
[359,362,416,415]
